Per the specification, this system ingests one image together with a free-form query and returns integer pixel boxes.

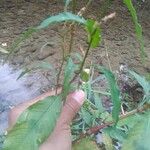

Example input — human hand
[9,90,85,150]
[40,90,85,150]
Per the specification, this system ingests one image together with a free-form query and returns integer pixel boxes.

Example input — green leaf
[37,12,86,29]
[0,47,9,54]
[81,107,93,126]
[103,126,127,142]
[6,12,85,55]
[100,111,113,122]
[94,93,104,112]
[3,95,62,150]
[129,70,150,96]
[82,81,93,100]
[102,132,114,150]
[100,67,121,125]
[122,111,150,150]
[63,57,75,98]
[117,113,143,129]
[86,19,101,48]
[124,0,147,61]
[73,137,99,150]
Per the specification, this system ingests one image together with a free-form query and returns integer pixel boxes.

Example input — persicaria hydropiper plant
[2,0,150,150]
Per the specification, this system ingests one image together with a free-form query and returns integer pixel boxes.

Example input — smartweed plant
[2,0,150,149]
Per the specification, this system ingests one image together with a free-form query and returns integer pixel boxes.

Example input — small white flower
[83,68,90,74]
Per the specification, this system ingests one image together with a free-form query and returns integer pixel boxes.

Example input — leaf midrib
[15,96,60,150]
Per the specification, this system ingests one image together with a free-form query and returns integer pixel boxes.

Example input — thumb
[58,90,85,126]
[39,90,85,150]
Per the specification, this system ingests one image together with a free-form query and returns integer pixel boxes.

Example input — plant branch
[69,13,116,84]
[70,38,92,84]
[72,0,76,14]
[56,60,64,94]
[104,39,112,71]
[77,104,150,139]
[68,0,93,54]
[56,33,66,94]
[70,26,98,85]
[68,0,76,54]
[68,25,75,54]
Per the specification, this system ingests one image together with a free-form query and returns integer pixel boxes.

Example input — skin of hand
[8,89,85,150]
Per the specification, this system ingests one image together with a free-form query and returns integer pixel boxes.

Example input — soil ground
[0,0,149,71]
[0,0,150,137]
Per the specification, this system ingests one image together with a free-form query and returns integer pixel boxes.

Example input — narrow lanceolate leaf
[100,67,121,125]
[37,12,86,29]
[3,95,62,150]
[124,0,147,61]
[86,19,101,48]
[63,57,75,99]
[129,70,150,96]
[122,111,150,150]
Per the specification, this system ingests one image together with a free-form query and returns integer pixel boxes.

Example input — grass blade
[124,0,147,61]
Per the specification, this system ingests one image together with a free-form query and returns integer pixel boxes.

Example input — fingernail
[71,90,85,105]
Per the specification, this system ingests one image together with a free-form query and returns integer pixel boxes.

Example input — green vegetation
[1,0,150,150]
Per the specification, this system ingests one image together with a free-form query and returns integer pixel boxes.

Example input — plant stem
[69,13,116,84]
[68,0,76,54]
[80,42,91,72]
[56,60,64,94]
[70,39,92,84]
[104,39,112,71]
[70,28,97,84]
[72,0,76,13]
[56,33,66,94]
[76,104,150,140]
[69,0,93,54]
[68,25,75,54]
